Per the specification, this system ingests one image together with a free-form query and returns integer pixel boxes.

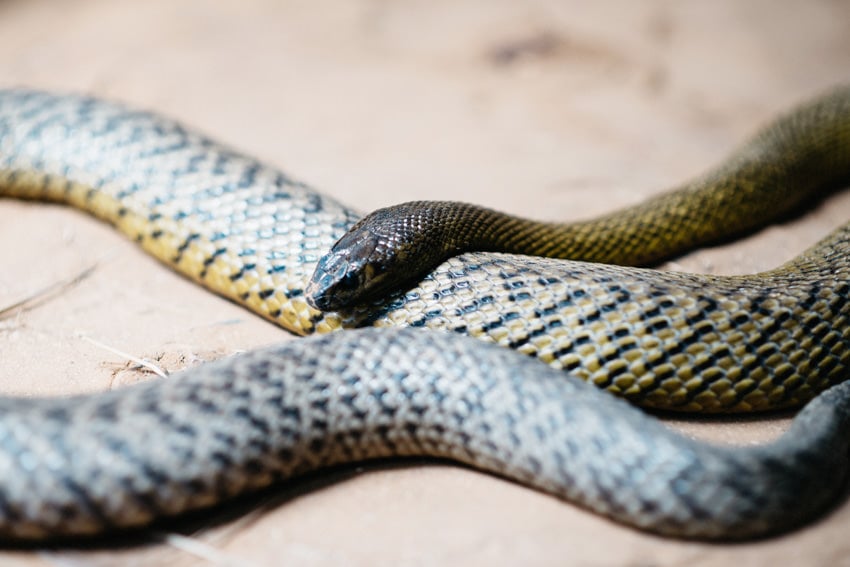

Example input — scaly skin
[0,329,848,540]
[307,86,850,310]
[1,87,850,417]
[2,87,850,541]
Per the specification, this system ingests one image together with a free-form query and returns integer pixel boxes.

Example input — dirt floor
[1,0,850,565]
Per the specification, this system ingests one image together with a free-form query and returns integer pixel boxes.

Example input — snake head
[306,203,445,312]
[306,222,394,311]
[307,202,460,312]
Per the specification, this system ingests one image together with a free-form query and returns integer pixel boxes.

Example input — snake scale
[0,86,849,540]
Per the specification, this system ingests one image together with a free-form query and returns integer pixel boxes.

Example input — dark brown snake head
[306,202,450,311]
[306,225,388,311]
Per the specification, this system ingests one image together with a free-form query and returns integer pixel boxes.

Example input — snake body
[1,87,850,539]
[2,328,850,540]
[306,85,850,312]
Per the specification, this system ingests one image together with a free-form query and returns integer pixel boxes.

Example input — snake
[0,86,849,541]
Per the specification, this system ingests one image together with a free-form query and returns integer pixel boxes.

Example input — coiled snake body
[1,87,850,540]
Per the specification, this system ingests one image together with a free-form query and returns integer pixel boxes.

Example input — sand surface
[1,1,850,565]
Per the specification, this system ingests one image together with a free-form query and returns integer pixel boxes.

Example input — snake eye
[337,271,360,291]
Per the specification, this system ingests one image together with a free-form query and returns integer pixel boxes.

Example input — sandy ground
[0,0,849,565]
